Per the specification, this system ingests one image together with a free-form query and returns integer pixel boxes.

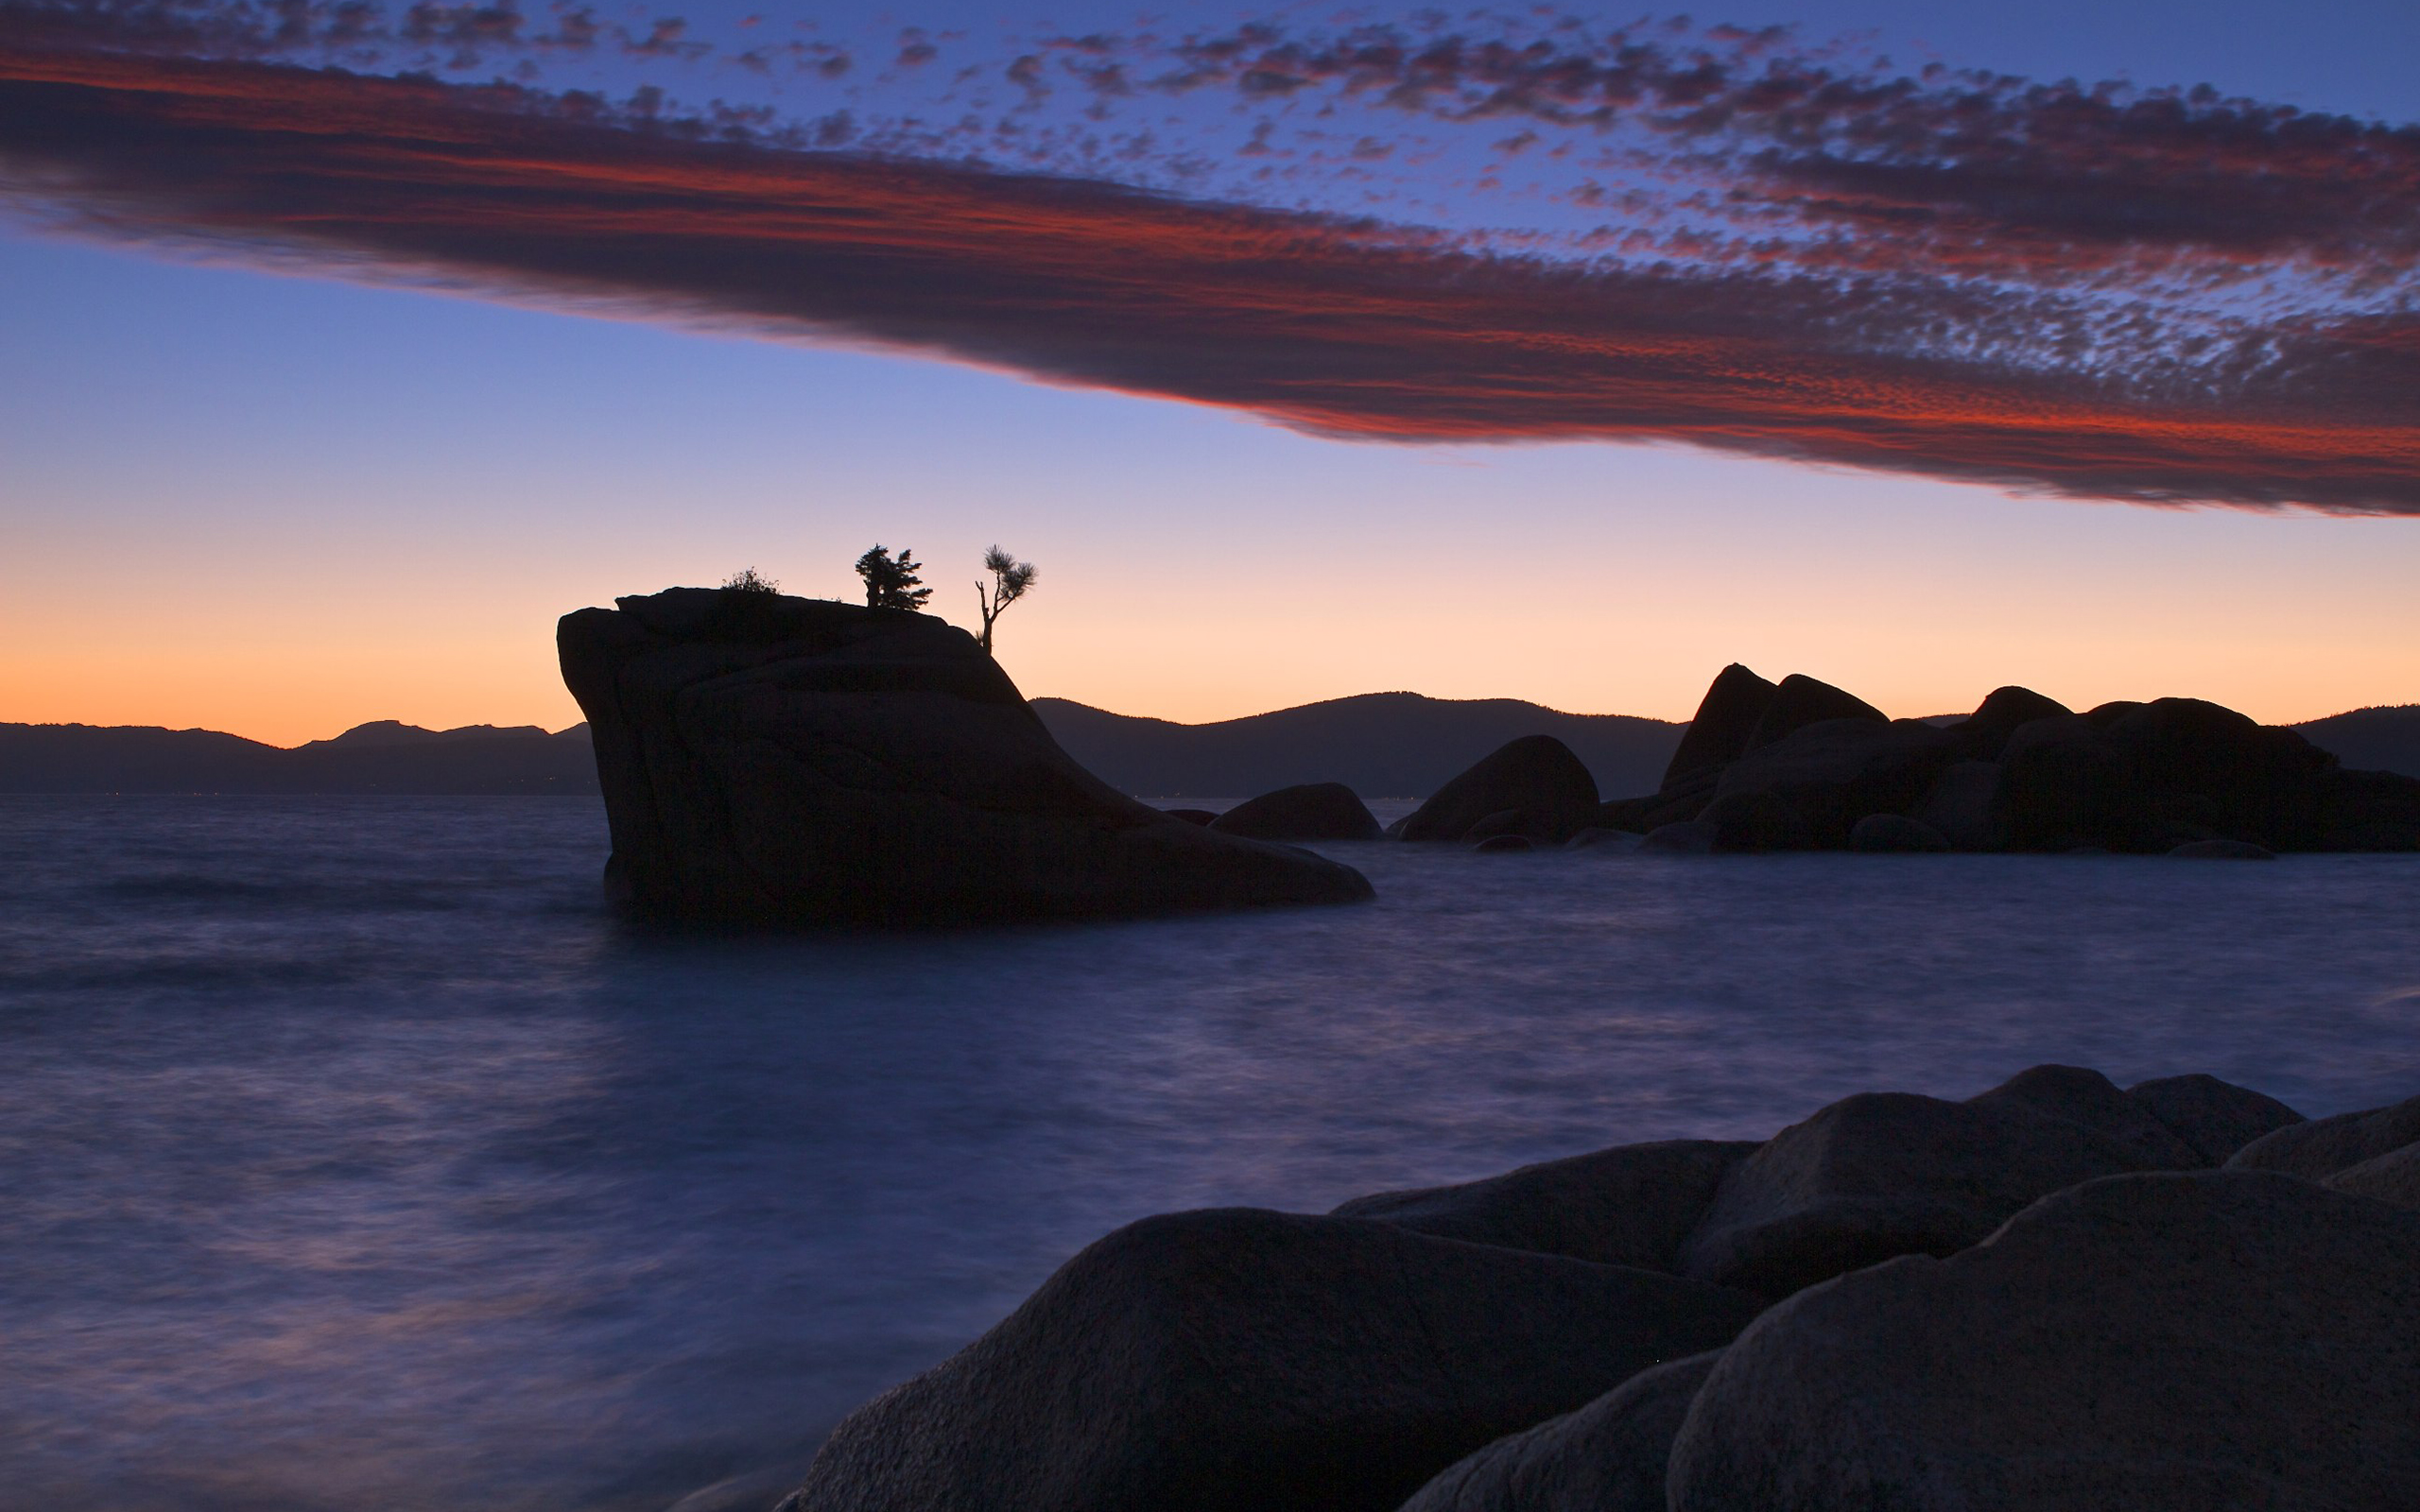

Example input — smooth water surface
[3,797,2416,1510]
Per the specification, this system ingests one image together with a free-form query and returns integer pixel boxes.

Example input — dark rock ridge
[556,589,1371,924]
[785,1064,2420,1512]
[1590,664,2420,852]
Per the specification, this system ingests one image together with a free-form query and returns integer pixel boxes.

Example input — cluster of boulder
[1207,664,2420,855]
[779,1069,2420,1511]
[557,590,1372,924]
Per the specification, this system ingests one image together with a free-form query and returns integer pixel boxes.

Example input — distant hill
[7,696,2411,799]
[0,721,598,794]
[1030,693,1687,799]
[2294,705,2420,781]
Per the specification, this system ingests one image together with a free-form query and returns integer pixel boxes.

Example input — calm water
[3,796,2416,1512]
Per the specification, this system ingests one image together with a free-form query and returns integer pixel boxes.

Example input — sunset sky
[3,0,2415,746]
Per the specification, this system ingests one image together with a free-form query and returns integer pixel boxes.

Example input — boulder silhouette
[780,1208,1761,1512]
[556,589,1372,923]
[2227,1091,2420,1181]
[1207,782,1381,842]
[1738,674,1886,756]
[1948,685,2072,759]
[2123,1074,2303,1165]
[1396,735,1599,843]
[1712,718,1963,847]
[1913,760,2002,850]
[1660,664,1779,787]
[1668,1172,2420,1512]
[1677,1066,2201,1297]
[1333,1139,1757,1272]
[1696,790,1815,851]
[2328,1142,2420,1211]
[1398,1351,1723,1512]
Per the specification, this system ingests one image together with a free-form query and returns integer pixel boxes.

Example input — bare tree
[973,545,1039,654]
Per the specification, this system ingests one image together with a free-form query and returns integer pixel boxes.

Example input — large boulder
[1710,719,1964,848]
[780,1208,1761,1512]
[1668,1171,2420,1511]
[2101,697,2336,847]
[2329,1142,2420,1211]
[1396,735,1599,843]
[1947,684,2071,760]
[1398,1351,1723,1512]
[1677,1065,2202,1297]
[1208,782,1382,842]
[2124,1074,2303,1165]
[1332,1139,1757,1272]
[1660,664,1779,787]
[1912,760,2002,850]
[2226,1091,2420,1181]
[1696,790,1814,851]
[1992,713,2149,850]
[1738,674,1886,756]
[557,589,1371,923]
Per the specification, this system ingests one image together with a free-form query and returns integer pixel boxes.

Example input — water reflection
[2,798,2415,1510]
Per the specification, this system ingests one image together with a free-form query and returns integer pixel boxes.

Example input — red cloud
[1,43,2413,511]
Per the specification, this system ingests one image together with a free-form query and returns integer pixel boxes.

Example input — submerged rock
[556,589,1371,924]
[1668,1171,2420,1511]
[1207,782,1381,842]
[781,1208,1760,1512]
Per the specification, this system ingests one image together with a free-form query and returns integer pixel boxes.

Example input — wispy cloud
[1,6,2414,510]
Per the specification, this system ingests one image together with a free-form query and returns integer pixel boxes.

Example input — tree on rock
[721,566,779,594]
[973,545,1039,654]
[855,545,931,611]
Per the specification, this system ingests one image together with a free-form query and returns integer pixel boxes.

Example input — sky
[2,0,2416,745]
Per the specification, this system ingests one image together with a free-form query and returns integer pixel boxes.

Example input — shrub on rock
[1668,1171,2420,1511]
[780,1208,1761,1512]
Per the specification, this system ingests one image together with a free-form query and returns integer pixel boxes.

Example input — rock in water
[779,1208,1762,1512]
[1209,782,1382,841]
[1399,1352,1725,1512]
[557,589,1372,923]
[1395,735,1599,843]
[1661,664,1780,787]
[1738,674,1886,755]
[1668,1171,2420,1511]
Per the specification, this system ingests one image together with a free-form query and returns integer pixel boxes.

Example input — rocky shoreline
[777,1068,2420,1511]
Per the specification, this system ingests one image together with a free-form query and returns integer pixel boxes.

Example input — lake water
[4,796,2416,1512]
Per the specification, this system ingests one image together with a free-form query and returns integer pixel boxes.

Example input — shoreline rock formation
[780,1070,2420,1512]
[557,588,1372,924]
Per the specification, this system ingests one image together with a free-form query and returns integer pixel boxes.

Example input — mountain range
[0,719,598,794]
[5,697,2415,798]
